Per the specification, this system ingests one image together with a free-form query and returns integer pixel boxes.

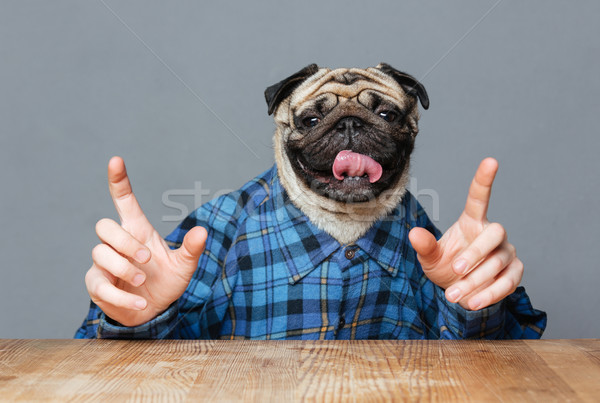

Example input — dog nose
[336,117,363,133]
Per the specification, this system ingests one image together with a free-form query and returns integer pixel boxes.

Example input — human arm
[409,158,523,311]
[80,157,207,329]
[406,159,546,338]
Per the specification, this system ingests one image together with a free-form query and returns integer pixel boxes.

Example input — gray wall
[1,1,598,339]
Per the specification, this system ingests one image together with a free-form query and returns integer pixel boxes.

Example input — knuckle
[113,232,140,256]
[467,244,484,262]
[122,236,140,254]
[512,259,524,281]
[84,268,95,291]
[114,235,131,254]
[503,277,516,294]
[92,281,106,300]
[489,222,506,239]
[112,258,131,279]
[507,242,517,257]
[486,288,496,304]
[95,218,113,235]
[463,278,477,295]
[515,258,524,273]
[491,255,505,271]
[91,244,107,262]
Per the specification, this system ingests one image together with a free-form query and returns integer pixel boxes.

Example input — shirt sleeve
[74,194,239,340]
[74,300,180,339]
[434,285,547,339]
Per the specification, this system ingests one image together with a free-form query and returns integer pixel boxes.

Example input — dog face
[265,63,429,242]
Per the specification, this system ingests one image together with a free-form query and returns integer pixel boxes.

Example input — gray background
[0,0,598,339]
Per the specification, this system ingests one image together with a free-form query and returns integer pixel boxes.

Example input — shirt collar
[354,202,410,278]
[267,168,341,284]
[267,166,409,284]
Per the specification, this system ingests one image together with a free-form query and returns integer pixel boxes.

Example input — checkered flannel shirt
[75,165,546,340]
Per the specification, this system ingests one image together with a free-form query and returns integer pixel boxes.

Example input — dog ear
[265,64,319,115]
[377,63,429,110]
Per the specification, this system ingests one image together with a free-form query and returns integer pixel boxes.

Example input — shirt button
[344,249,355,260]
[337,317,346,331]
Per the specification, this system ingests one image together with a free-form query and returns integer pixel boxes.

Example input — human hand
[408,158,523,310]
[85,157,207,326]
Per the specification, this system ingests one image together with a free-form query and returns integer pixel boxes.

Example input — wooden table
[1,339,599,402]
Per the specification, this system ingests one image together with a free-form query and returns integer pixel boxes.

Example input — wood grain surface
[0,339,598,402]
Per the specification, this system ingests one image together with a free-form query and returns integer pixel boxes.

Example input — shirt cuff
[97,302,179,339]
[435,285,506,339]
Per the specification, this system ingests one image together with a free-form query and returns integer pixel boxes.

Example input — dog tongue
[332,150,383,183]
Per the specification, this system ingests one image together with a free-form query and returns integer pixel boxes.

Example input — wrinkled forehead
[289,67,408,114]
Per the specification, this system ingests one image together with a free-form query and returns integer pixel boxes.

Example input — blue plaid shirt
[75,165,546,340]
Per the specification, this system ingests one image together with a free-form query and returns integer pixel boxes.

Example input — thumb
[174,226,207,272]
[409,227,441,270]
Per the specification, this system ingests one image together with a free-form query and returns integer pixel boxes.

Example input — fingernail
[134,299,147,310]
[135,249,150,263]
[470,298,482,311]
[453,259,468,274]
[132,274,145,287]
[447,288,461,302]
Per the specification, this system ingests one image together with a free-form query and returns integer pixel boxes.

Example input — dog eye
[378,111,398,122]
[302,117,321,127]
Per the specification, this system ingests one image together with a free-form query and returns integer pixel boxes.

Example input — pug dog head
[265,63,429,244]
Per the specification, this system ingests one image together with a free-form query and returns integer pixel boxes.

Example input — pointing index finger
[463,158,499,222]
[107,156,149,226]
